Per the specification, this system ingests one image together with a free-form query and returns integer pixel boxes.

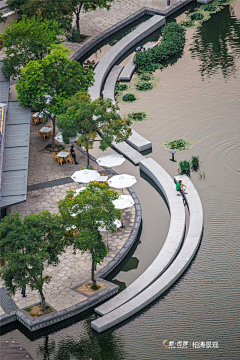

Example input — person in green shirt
[176,180,186,194]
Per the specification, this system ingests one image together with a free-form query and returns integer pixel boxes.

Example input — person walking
[70,145,79,165]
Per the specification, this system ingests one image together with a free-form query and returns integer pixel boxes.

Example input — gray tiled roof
[0,61,31,209]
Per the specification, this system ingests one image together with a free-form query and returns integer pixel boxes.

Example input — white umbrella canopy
[73,187,87,197]
[112,195,135,210]
[55,132,79,143]
[108,174,137,189]
[71,170,99,183]
[96,154,125,168]
[98,219,121,232]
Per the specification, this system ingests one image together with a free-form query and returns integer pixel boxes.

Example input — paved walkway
[0,116,135,312]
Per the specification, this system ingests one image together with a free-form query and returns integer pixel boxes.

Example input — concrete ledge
[112,141,145,165]
[119,58,136,82]
[91,174,203,333]
[197,0,212,3]
[94,157,185,317]
[88,15,165,100]
[125,129,152,152]
[103,65,124,101]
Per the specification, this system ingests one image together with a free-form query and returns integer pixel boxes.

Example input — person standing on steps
[70,145,79,165]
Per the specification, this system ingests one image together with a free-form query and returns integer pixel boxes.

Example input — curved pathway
[95,158,185,316]
[91,172,203,333]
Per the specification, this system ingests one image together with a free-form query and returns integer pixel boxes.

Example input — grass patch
[25,304,53,318]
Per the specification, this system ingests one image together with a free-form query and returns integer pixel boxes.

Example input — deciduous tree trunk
[91,258,96,288]
[76,11,80,30]
[39,288,46,312]
[86,148,90,168]
[52,117,56,150]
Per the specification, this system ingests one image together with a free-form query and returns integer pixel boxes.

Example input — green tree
[7,0,73,31]
[70,0,114,31]
[16,45,94,149]
[58,183,121,288]
[0,16,64,79]
[57,91,132,168]
[0,211,66,312]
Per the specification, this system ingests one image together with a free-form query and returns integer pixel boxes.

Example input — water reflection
[36,318,127,360]
[190,5,240,79]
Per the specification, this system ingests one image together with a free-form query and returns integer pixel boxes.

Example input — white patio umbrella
[112,195,135,209]
[96,154,125,173]
[112,195,135,228]
[55,132,79,143]
[73,187,87,196]
[98,219,122,249]
[71,169,99,184]
[108,174,137,193]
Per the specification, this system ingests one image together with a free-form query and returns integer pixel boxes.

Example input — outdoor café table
[95,175,108,183]
[33,111,45,118]
[57,151,70,163]
[40,127,52,134]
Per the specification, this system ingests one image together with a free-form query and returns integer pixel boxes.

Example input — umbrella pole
[121,216,125,229]
[107,232,110,250]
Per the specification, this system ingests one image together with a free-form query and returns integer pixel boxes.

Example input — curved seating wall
[89,15,165,100]
[94,157,185,316]
[91,173,203,333]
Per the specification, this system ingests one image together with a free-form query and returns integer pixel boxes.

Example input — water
[1,2,240,359]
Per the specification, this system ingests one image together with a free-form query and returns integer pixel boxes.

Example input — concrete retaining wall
[91,174,203,333]
[103,65,124,101]
[94,157,185,317]
[88,15,165,100]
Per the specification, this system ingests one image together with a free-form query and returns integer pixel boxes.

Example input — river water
[1,2,240,359]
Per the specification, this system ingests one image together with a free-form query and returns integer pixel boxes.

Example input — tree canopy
[0,211,66,311]
[57,91,132,167]
[16,45,94,148]
[0,16,64,79]
[58,183,121,287]
[7,0,73,31]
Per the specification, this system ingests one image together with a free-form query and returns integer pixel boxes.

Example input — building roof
[0,61,31,209]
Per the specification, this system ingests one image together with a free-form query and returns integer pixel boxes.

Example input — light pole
[169,149,176,161]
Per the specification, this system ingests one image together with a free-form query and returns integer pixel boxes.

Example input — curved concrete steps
[91,171,203,333]
[119,58,136,82]
[89,15,165,100]
[103,65,124,101]
[94,157,185,316]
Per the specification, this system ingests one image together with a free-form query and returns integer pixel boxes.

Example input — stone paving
[0,116,135,313]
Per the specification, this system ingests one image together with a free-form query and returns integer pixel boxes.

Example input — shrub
[128,112,147,122]
[164,138,192,152]
[134,22,186,72]
[179,160,191,176]
[44,143,64,152]
[139,73,153,81]
[202,4,217,12]
[180,20,195,28]
[191,156,199,170]
[190,12,204,21]
[122,94,136,102]
[66,27,87,43]
[217,0,230,3]
[115,83,128,92]
[80,166,94,170]
[135,81,153,91]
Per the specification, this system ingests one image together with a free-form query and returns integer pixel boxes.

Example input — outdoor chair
[57,157,64,166]
[32,116,38,126]
[66,155,72,164]
[53,152,59,162]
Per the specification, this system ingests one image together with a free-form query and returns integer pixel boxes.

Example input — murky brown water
[1,2,240,359]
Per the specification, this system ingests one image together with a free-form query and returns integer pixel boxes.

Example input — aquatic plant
[180,20,195,28]
[115,83,128,92]
[164,138,193,152]
[135,81,153,91]
[191,156,200,171]
[128,112,147,122]
[122,93,136,102]
[134,23,186,72]
[179,160,191,176]
[139,73,153,81]
[202,4,217,12]
[190,12,204,21]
